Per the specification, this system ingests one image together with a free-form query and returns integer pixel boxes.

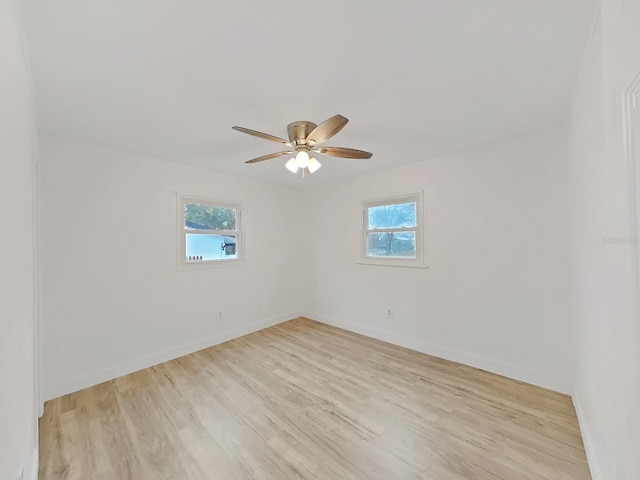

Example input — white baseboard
[42,312,298,402]
[572,393,601,480]
[304,312,572,395]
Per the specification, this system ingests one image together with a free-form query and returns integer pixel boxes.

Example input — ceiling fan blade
[232,126,292,146]
[305,115,348,145]
[314,146,373,159]
[245,151,293,164]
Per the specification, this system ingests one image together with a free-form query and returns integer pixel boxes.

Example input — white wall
[0,0,39,479]
[303,129,572,393]
[568,2,640,479]
[39,140,308,400]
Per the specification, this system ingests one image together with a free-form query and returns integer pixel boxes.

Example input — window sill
[177,258,245,271]
[356,259,429,269]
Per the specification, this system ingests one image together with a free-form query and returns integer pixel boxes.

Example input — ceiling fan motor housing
[287,121,317,145]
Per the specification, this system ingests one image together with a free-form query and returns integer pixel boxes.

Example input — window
[360,193,426,267]
[177,195,242,268]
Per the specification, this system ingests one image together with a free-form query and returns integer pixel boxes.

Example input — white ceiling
[21,0,597,188]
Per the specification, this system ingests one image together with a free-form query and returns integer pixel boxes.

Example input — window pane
[368,202,416,229]
[185,203,236,230]
[186,234,237,261]
[367,231,416,258]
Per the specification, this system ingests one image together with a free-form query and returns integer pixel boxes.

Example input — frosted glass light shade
[308,157,321,173]
[295,150,310,168]
[285,157,299,173]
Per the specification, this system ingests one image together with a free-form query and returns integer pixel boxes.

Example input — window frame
[358,192,427,268]
[177,194,244,270]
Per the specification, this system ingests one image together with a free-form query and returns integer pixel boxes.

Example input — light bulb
[307,156,321,173]
[285,157,299,173]
[295,150,310,168]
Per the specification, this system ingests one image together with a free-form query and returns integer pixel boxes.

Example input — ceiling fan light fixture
[307,156,321,173]
[295,150,310,168]
[285,157,299,173]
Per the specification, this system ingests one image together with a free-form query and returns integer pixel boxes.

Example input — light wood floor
[39,318,591,479]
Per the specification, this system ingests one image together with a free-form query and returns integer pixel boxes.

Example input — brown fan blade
[245,151,293,164]
[232,126,292,146]
[314,146,373,159]
[305,115,348,145]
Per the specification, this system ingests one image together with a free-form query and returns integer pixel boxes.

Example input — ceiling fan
[232,114,372,176]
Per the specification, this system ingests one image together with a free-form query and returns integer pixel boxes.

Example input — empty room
[1,0,639,479]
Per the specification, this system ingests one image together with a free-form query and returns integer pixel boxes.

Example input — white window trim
[176,193,244,270]
[357,192,428,269]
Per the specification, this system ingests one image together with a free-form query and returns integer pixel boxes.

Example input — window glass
[367,231,416,258]
[185,204,236,230]
[186,234,237,261]
[367,202,416,229]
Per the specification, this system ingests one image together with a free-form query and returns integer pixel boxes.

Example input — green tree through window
[185,204,236,230]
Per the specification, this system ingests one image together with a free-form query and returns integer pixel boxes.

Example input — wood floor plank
[39,318,591,479]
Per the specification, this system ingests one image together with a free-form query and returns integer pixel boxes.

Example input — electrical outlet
[216,311,223,321]
[386,308,394,319]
